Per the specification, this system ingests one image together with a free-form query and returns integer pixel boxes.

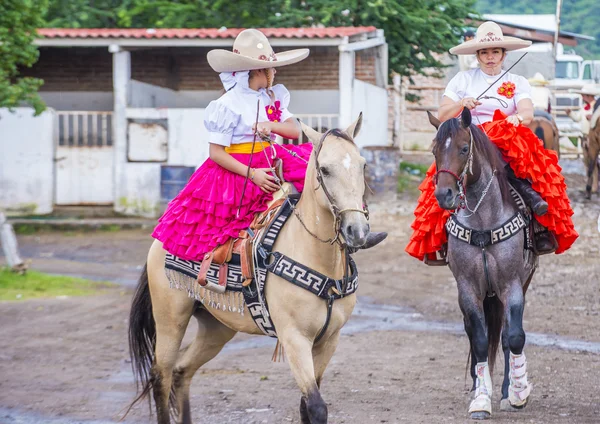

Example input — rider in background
[406,21,578,262]
[153,29,386,262]
[458,30,478,72]
[528,72,554,119]
[566,85,600,136]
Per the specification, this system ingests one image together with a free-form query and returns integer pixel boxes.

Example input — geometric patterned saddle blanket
[164,196,300,338]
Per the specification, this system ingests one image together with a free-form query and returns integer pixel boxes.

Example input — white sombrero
[528,72,550,86]
[450,21,532,55]
[207,29,309,73]
[571,84,600,96]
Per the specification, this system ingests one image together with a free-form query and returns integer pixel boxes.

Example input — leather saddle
[197,178,298,293]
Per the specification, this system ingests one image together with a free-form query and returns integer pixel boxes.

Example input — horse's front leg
[463,316,478,392]
[500,280,532,411]
[280,329,327,424]
[458,282,492,420]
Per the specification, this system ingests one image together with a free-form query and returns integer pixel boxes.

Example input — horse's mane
[323,128,355,144]
[433,119,513,205]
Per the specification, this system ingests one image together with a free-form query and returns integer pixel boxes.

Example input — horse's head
[299,114,370,248]
[429,107,474,210]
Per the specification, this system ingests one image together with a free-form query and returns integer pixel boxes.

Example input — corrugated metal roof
[37,27,378,40]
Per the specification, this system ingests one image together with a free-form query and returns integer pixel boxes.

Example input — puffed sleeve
[514,75,532,104]
[443,71,469,102]
[271,84,293,122]
[203,100,240,147]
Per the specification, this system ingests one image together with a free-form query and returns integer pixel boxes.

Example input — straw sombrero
[528,72,550,86]
[450,21,532,55]
[571,84,600,96]
[207,29,309,73]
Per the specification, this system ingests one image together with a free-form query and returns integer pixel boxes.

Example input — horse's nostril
[446,188,453,198]
[346,225,354,237]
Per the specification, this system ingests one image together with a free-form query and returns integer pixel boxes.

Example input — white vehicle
[505,43,600,139]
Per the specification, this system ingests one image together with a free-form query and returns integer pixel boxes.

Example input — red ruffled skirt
[152,143,313,261]
[405,111,578,261]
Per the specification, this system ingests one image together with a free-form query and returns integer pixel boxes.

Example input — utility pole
[552,0,563,69]
[0,212,27,274]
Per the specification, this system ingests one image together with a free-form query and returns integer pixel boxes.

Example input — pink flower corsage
[266,101,282,122]
[497,81,516,99]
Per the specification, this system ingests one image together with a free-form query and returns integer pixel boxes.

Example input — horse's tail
[123,263,156,418]
[484,295,504,374]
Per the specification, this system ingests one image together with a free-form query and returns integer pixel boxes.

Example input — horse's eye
[460,145,469,155]
[320,167,330,176]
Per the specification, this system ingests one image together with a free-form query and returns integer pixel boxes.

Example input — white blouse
[204,71,293,146]
[443,68,532,124]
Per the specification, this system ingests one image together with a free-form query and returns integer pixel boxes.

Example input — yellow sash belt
[225,141,270,154]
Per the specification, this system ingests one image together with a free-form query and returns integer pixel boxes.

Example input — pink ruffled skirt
[152,143,313,260]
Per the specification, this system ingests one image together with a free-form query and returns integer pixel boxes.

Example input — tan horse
[127,115,370,424]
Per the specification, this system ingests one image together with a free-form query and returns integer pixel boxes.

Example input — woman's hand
[505,114,522,126]
[252,168,279,193]
[253,122,272,139]
[460,97,482,110]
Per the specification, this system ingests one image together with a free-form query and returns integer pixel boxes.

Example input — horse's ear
[299,119,323,146]
[427,111,441,130]
[346,112,363,139]
[460,107,472,128]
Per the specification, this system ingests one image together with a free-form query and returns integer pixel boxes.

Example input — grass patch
[0,268,115,301]
[14,224,38,235]
[398,161,429,194]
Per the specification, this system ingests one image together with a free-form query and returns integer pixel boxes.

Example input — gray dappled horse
[127,115,370,424]
[429,108,534,419]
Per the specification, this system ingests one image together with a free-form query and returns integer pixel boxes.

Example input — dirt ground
[1,157,599,424]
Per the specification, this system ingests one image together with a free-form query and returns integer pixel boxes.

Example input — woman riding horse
[152,29,385,262]
[406,21,578,263]
[128,29,385,424]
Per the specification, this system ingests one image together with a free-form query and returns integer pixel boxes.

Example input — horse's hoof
[500,397,529,412]
[469,411,491,420]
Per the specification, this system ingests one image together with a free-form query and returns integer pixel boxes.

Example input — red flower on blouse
[266,101,282,122]
[497,81,516,99]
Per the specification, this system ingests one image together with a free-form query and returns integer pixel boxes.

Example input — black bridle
[434,126,474,211]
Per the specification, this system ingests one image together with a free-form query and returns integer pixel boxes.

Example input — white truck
[504,42,600,139]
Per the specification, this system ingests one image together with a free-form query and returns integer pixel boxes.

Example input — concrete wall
[352,79,389,147]
[115,108,208,217]
[130,82,340,113]
[0,108,55,215]
[39,92,114,111]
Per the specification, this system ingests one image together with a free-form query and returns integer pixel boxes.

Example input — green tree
[42,0,476,79]
[267,0,477,78]
[0,0,48,115]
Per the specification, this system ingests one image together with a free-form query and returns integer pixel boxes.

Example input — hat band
[233,49,278,62]
[478,32,503,43]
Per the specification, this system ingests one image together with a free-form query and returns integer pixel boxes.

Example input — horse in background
[527,111,560,157]
[584,115,600,199]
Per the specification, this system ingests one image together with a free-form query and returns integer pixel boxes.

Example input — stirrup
[423,246,448,266]
[533,230,557,255]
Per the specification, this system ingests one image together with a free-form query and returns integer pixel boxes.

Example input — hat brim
[571,88,600,96]
[207,48,309,73]
[529,79,550,86]
[450,37,532,55]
